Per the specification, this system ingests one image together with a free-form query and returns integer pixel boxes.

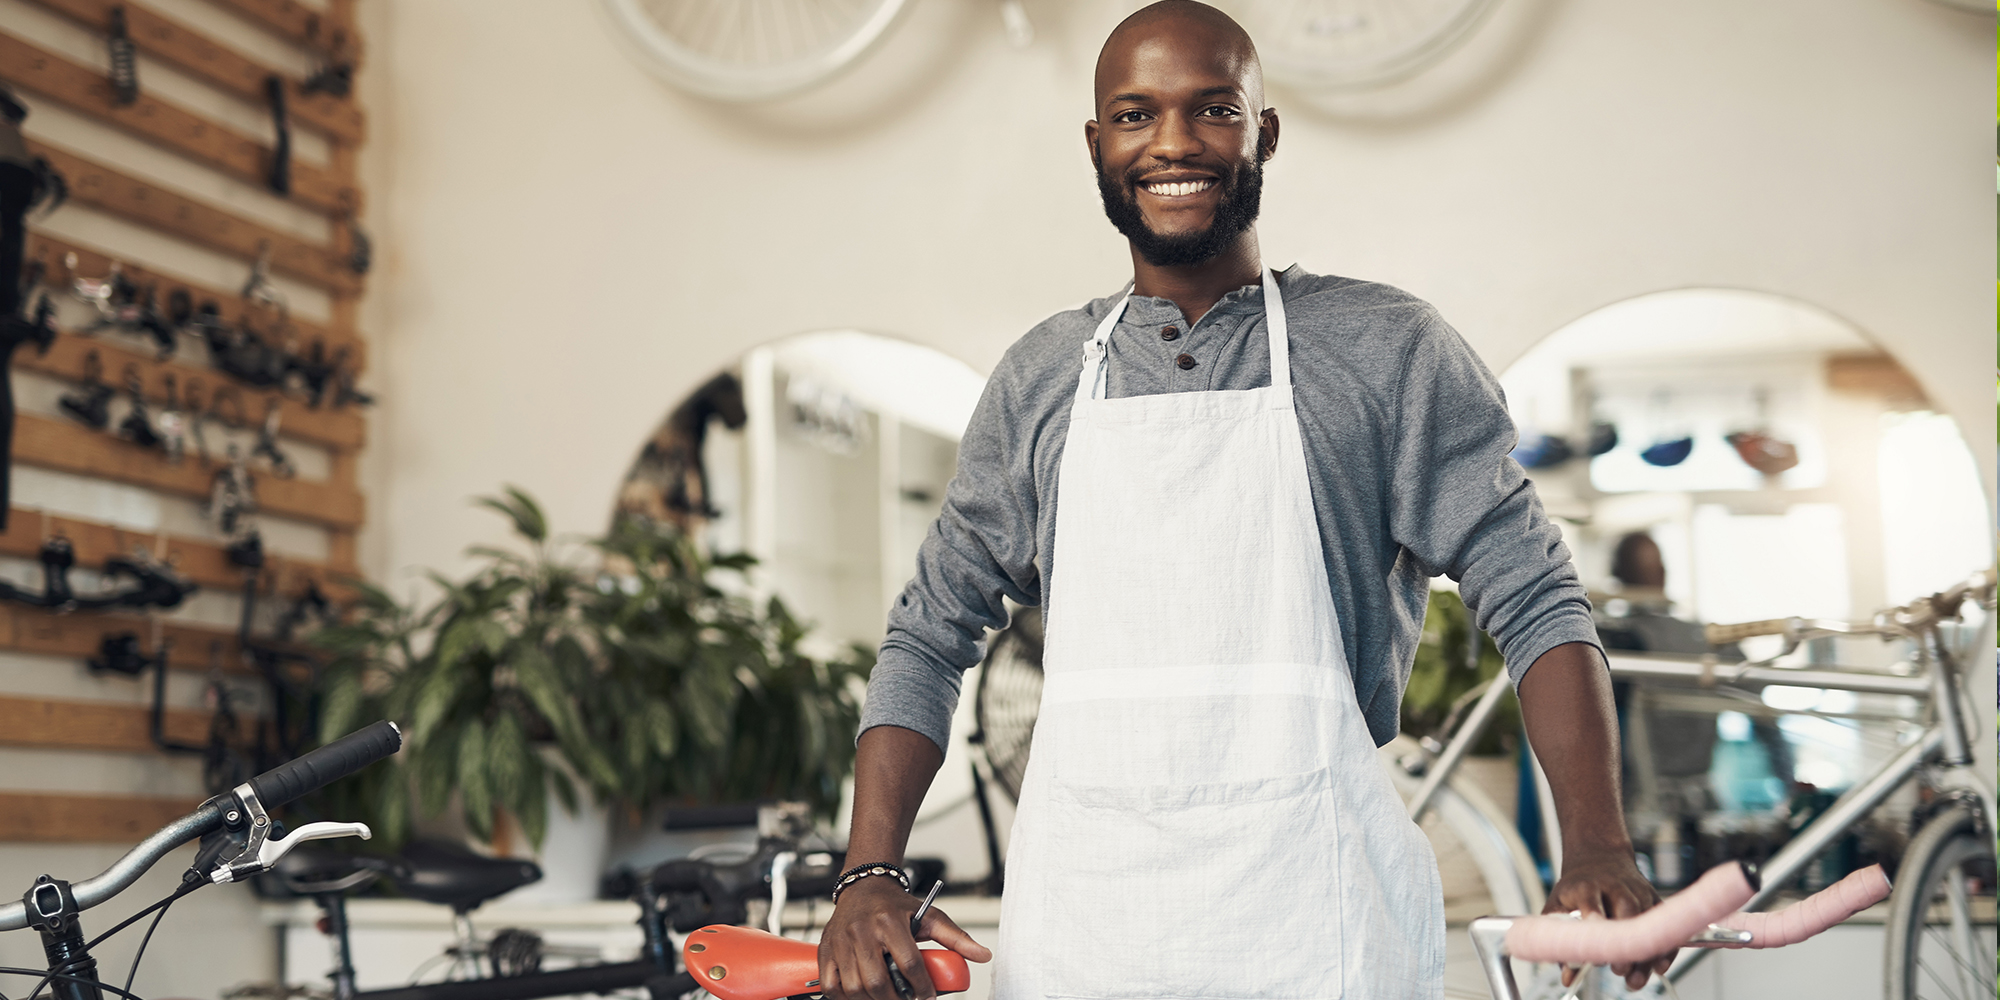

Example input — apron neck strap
[1262,267,1290,392]
[1074,269,1290,403]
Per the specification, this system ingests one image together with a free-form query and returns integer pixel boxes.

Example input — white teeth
[1145,179,1213,197]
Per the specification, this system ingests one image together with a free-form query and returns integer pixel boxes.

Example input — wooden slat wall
[28,142,360,294]
[0,31,353,214]
[0,507,343,593]
[2,0,371,843]
[0,791,205,842]
[18,0,366,143]
[20,335,367,451]
[0,695,218,754]
[27,232,365,364]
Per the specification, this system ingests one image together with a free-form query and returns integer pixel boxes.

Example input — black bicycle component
[105,8,137,106]
[2,87,65,533]
[252,399,294,478]
[117,365,161,450]
[395,841,542,914]
[248,720,401,810]
[60,352,114,430]
[263,76,290,196]
[25,876,102,1000]
[358,961,689,1000]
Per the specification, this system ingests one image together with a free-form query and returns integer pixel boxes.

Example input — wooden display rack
[0,0,371,840]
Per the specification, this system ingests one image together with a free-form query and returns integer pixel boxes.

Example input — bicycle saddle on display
[683,925,970,1000]
[273,843,410,895]
[395,839,543,913]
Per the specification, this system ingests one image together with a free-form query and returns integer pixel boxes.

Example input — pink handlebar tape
[1713,865,1891,948]
[1504,862,1756,965]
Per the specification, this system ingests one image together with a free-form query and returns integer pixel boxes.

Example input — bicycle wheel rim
[601,0,911,102]
[1895,820,1996,1000]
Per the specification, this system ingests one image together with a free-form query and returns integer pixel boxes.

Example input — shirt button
[1175,353,1197,370]
[1160,326,1180,341]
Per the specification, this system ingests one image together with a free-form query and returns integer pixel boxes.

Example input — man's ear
[1084,119,1101,171]
[1258,108,1280,162]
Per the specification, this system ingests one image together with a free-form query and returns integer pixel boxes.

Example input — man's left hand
[1543,845,1672,991]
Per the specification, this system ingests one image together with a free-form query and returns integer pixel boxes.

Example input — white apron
[992,270,1444,1000]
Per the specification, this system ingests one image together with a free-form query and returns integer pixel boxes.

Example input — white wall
[354,0,1994,591]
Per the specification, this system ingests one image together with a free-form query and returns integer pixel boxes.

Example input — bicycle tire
[1380,742,1567,1000]
[1883,803,1997,1000]
[600,0,911,102]
[1222,0,1503,91]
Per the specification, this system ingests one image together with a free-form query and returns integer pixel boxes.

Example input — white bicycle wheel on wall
[601,0,911,102]
[1227,0,1503,91]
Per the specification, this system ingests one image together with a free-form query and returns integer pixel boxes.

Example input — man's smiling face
[1088,8,1276,267]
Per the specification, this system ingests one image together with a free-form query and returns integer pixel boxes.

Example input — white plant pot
[497,751,613,905]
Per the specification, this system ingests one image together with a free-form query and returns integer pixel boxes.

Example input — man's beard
[1097,156,1263,268]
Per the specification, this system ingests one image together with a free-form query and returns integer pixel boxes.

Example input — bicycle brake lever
[210,820,371,884]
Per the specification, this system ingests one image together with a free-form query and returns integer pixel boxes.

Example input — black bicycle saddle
[274,844,410,896]
[395,839,543,913]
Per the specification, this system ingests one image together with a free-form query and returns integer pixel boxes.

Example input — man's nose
[1147,111,1204,162]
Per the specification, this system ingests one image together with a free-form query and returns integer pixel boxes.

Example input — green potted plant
[309,488,872,855]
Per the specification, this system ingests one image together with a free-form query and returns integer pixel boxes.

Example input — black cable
[120,896,174,997]
[0,968,147,1000]
[18,876,205,1000]
[85,875,204,952]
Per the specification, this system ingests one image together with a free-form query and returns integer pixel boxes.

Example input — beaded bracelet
[831,862,911,903]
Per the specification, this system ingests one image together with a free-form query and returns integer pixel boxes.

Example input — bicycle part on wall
[264,77,291,197]
[600,0,912,102]
[118,364,163,450]
[0,536,196,613]
[2,86,67,532]
[106,6,139,106]
[59,350,113,429]
[1226,0,1504,91]
[253,399,295,478]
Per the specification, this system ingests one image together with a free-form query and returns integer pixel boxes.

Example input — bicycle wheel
[600,0,911,102]
[1884,803,1997,1000]
[1379,741,1567,1000]
[1225,0,1503,91]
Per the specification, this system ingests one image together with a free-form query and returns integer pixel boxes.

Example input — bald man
[819,4,1663,998]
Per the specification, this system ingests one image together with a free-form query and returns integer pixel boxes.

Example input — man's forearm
[1517,641,1633,857]
[846,725,946,865]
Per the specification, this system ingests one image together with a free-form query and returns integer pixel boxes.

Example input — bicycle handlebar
[0,722,402,931]
[1704,567,1997,649]
[250,721,401,809]
[1703,619,1795,644]
[1501,862,1891,965]
[1504,861,1759,965]
[1711,865,1891,948]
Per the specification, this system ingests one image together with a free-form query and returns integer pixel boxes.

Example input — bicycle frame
[1408,596,1992,992]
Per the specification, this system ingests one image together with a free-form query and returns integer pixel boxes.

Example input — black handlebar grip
[248,720,402,809]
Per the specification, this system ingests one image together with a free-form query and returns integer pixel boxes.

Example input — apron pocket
[1040,767,1343,1000]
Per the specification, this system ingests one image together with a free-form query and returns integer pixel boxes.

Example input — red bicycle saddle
[683,925,971,1000]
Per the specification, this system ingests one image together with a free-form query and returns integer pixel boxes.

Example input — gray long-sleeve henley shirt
[859,266,1602,753]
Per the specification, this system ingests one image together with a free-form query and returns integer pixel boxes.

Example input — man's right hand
[817,877,991,1000]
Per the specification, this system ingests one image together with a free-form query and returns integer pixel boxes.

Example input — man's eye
[1200,105,1240,117]
[1114,110,1149,123]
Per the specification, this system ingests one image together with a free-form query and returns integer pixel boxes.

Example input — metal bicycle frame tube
[1468,916,1520,1000]
[1664,724,1944,981]
[1602,653,1933,698]
[1408,671,1511,823]
[352,960,686,1000]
